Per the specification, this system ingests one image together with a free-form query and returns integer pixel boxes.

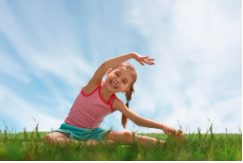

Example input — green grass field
[0,124,241,161]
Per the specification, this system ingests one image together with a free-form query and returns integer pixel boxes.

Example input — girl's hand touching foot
[162,125,185,143]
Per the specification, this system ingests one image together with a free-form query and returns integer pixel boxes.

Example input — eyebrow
[118,71,128,83]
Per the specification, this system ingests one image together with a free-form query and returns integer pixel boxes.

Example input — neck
[100,82,115,99]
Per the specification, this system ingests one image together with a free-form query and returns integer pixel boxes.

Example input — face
[106,66,133,93]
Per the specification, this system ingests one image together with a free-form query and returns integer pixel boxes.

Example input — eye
[116,73,126,84]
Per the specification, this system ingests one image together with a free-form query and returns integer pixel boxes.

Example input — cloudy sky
[0,0,241,134]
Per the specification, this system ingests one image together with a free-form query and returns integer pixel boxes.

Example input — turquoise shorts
[49,123,113,141]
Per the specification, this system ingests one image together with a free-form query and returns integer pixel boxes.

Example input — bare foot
[104,140,114,146]
[87,139,98,146]
[87,139,114,146]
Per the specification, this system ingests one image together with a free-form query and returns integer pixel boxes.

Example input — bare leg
[51,137,98,147]
[43,132,115,147]
[103,130,165,146]
[131,134,165,146]
[43,132,98,147]
[51,138,115,147]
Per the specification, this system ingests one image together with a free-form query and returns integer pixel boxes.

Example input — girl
[43,52,185,147]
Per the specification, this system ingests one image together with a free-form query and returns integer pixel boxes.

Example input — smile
[110,80,117,89]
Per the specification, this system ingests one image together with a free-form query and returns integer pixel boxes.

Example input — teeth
[111,81,117,88]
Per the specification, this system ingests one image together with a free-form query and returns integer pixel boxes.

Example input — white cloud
[123,0,241,133]
[0,83,64,132]
[0,0,241,136]
[0,0,116,133]
[0,0,94,88]
[0,52,31,84]
[0,0,97,129]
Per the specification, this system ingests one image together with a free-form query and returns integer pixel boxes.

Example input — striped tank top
[64,81,117,128]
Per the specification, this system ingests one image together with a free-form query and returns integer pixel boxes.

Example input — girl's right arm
[104,52,154,68]
[87,53,134,86]
[88,53,154,86]
[87,62,107,86]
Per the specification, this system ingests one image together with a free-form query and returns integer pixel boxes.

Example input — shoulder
[113,97,125,112]
[112,98,140,124]
[82,80,103,95]
[113,97,128,112]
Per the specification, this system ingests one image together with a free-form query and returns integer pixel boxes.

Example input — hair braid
[121,85,135,129]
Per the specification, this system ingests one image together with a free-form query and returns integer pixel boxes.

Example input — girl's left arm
[115,98,164,130]
[115,93,184,140]
[136,116,166,130]
[137,116,185,141]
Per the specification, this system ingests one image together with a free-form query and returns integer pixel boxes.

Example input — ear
[106,69,112,76]
[121,88,130,93]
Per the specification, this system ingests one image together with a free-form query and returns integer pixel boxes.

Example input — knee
[43,134,53,144]
[123,131,133,138]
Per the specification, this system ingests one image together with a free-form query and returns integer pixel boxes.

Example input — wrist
[129,52,136,58]
[160,124,165,130]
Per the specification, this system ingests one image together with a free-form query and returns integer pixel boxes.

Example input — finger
[176,132,180,139]
[175,133,179,139]
[143,60,153,65]
[173,135,177,140]
[171,130,175,134]
[164,131,169,136]
[148,62,155,65]
[144,61,151,65]
[144,59,154,64]
[142,61,149,65]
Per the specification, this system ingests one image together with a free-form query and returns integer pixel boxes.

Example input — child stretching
[43,52,185,147]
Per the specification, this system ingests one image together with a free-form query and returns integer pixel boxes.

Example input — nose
[115,78,120,84]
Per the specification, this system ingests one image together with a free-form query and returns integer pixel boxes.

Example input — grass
[0,123,241,161]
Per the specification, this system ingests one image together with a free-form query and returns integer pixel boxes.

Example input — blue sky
[0,0,241,134]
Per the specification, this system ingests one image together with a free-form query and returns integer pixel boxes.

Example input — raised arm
[104,52,155,69]
[103,53,134,69]
[87,53,134,86]
[88,52,154,86]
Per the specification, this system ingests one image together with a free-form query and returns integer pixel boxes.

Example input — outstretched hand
[131,52,155,66]
[162,125,185,142]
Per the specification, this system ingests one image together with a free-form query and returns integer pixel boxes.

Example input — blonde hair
[110,62,137,129]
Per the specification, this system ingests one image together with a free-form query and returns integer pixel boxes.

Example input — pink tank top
[64,81,117,128]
